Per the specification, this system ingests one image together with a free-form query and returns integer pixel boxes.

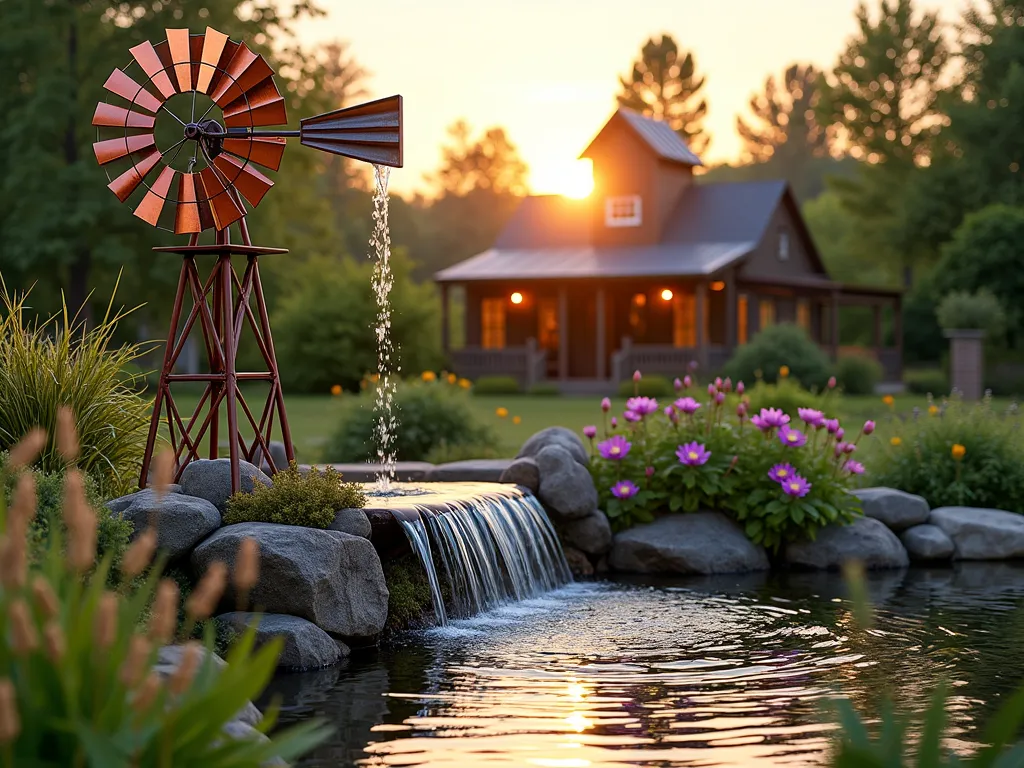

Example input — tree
[616,34,710,155]
[738,64,829,164]
[426,120,529,197]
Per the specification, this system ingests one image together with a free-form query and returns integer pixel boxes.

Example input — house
[434,107,902,391]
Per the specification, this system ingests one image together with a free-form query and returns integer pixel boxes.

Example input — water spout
[370,165,398,492]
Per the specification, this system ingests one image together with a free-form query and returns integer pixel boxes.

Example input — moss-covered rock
[382,554,446,636]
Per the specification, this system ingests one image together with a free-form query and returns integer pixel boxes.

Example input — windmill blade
[198,166,245,230]
[92,102,157,129]
[175,173,202,234]
[129,40,177,99]
[195,26,229,94]
[213,154,274,208]
[103,69,163,113]
[299,95,402,168]
[106,149,162,202]
[225,98,287,129]
[211,44,274,108]
[134,166,176,226]
[93,134,157,165]
[166,29,193,92]
[222,136,286,171]
[222,78,284,121]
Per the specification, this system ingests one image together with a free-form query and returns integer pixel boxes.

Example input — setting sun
[531,159,594,199]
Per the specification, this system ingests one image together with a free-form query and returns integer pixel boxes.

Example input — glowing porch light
[710,281,726,291]
[660,289,674,301]
[511,292,524,305]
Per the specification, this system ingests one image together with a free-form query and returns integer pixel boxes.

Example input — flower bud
[737,403,747,418]
[149,579,180,643]
[736,381,745,395]
[0,678,20,745]
[673,378,682,391]
[714,377,722,388]
[683,375,692,388]
[8,600,37,656]
[633,370,642,382]
[828,376,837,389]
[121,529,158,579]
[863,420,875,436]
[600,397,611,412]
[707,383,716,396]
[723,377,732,392]
[645,466,655,477]
[583,425,597,440]
[714,391,725,405]
[610,417,618,429]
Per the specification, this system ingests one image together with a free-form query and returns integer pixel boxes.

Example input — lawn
[162,386,1005,463]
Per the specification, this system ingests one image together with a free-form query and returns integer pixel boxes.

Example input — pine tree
[737,64,829,164]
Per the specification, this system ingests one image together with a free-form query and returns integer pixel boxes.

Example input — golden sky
[294,0,966,197]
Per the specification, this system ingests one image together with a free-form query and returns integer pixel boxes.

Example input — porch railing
[451,339,547,389]
[611,338,730,383]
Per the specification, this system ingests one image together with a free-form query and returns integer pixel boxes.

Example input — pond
[263,564,1024,767]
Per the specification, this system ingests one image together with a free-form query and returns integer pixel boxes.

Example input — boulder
[115,490,221,560]
[192,523,389,639]
[179,459,272,512]
[785,516,909,570]
[154,645,262,728]
[559,510,613,555]
[329,508,372,539]
[563,547,594,577]
[215,612,349,671]
[518,427,588,467]
[499,457,541,494]
[610,512,769,575]
[929,507,1024,560]
[426,459,513,482]
[268,441,290,472]
[534,445,598,520]
[900,524,955,562]
[854,487,930,531]
[105,485,182,514]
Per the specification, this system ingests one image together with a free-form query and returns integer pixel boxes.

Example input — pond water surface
[264,564,1024,767]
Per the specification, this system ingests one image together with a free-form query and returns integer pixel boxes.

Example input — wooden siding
[739,196,822,280]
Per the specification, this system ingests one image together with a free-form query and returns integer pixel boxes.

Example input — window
[629,292,648,339]
[797,299,810,331]
[778,228,790,260]
[605,195,643,227]
[759,297,776,330]
[673,293,696,347]
[738,295,749,345]
[481,298,506,349]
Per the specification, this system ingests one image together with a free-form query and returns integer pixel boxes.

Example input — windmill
[93,26,402,492]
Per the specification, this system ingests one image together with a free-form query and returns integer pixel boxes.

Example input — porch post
[725,271,737,349]
[440,282,450,355]
[558,286,569,381]
[872,302,882,350]
[830,290,840,360]
[595,286,607,380]
[695,281,708,369]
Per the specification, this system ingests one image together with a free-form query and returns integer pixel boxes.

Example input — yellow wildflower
[421,371,437,382]
[330,384,342,397]
[448,373,457,384]
[496,407,509,418]
[890,436,902,447]
[952,443,966,460]
[779,365,790,378]
[513,416,522,425]
[458,378,471,389]
[928,404,939,416]
[883,395,895,407]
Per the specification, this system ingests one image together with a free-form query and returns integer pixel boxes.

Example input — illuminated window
[605,195,642,227]
[759,298,776,329]
[673,293,696,347]
[797,299,810,330]
[778,229,790,261]
[738,295,749,344]
[629,292,647,337]
[481,298,506,349]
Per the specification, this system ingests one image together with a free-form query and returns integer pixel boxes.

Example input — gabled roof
[435,180,792,282]
[580,107,703,167]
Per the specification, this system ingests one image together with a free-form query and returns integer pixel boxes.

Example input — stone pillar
[440,282,450,355]
[946,329,985,400]
[558,286,569,381]
[595,286,607,380]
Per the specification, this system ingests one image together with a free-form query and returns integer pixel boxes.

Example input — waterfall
[384,485,572,626]
[370,165,398,493]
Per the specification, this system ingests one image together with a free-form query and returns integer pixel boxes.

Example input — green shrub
[224,463,365,529]
[616,375,673,398]
[904,368,948,396]
[865,393,1024,510]
[324,382,500,462]
[0,283,150,496]
[472,375,521,395]
[835,354,883,395]
[0,428,330,766]
[724,324,832,389]
[936,288,1006,337]
[744,377,835,417]
[526,382,561,396]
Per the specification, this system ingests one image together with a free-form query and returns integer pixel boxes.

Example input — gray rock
[559,510,613,555]
[854,487,930,531]
[534,445,598,520]
[179,459,272,512]
[329,508,372,539]
[192,523,389,639]
[269,441,290,472]
[518,427,589,467]
[563,546,594,577]
[785,516,909,570]
[610,512,770,575]
[155,645,262,728]
[117,491,221,560]
[427,459,513,482]
[900,524,955,562]
[929,507,1024,560]
[215,612,350,671]
[104,485,182,515]
[499,457,541,494]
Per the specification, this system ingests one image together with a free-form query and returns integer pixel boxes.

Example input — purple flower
[601,397,611,412]
[798,408,825,428]
[723,377,733,392]
[714,391,725,404]
[611,479,639,499]
[633,370,642,382]
[674,397,701,415]
[714,377,723,389]
[737,402,747,418]
[845,460,865,475]
[664,406,679,424]
[676,441,711,466]
[624,410,642,423]
[674,378,683,392]
[683,375,693,388]
[768,463,797,483]
[752,407,790,431]
[626,396,660,416]
[610,417,618,429]
[834,442,846,457]
[843,442,857,454]
[836,427,845,441]
[825,418,840,435]
[778,427,807,447]
[583,425,597,439]
[645,466,655,478]
[736,381,745,395]
[781,474,812,498]
[828,376,837,389]
[707,383,717,396]
[863,420,876,436]
[599,435,631,460]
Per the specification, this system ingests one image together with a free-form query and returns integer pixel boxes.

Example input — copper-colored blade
[93,133,157,165]
[224,98,286,128]
[166,29,193,92]
[195,27,229,94]
[222,77,282,119]
[197,196,216,231]
[222,137,286,171]
[174,173,202,234]
[129,40,177,99]
[211,44,274,107]
[198,167,245,230]
[103,69,163,113]
[204,39,239,102]
[213,154,274,208]
[134,166,176,226]
[92,102,156,129]
[106,149,161,202]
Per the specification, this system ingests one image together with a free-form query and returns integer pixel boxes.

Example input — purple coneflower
[768,463,797,483]
[778,427,807,447]
[583,425,597,439]
[611,479,639,499]
[674,397,701,415]
[598,435,631,460]
[676,441,711,466]
[624,410,642,423]
[626,396,660,416]
[845,460,865,475]
[798,408,825,428]
[601,397,611,412]
[824,418,840,435]
[781,475,812,498]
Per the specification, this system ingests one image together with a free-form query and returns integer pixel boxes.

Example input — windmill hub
[183,119,225,159]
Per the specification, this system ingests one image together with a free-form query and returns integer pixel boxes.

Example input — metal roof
[616,109,704,166]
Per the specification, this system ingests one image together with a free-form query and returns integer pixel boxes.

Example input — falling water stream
[370,165,398,493]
